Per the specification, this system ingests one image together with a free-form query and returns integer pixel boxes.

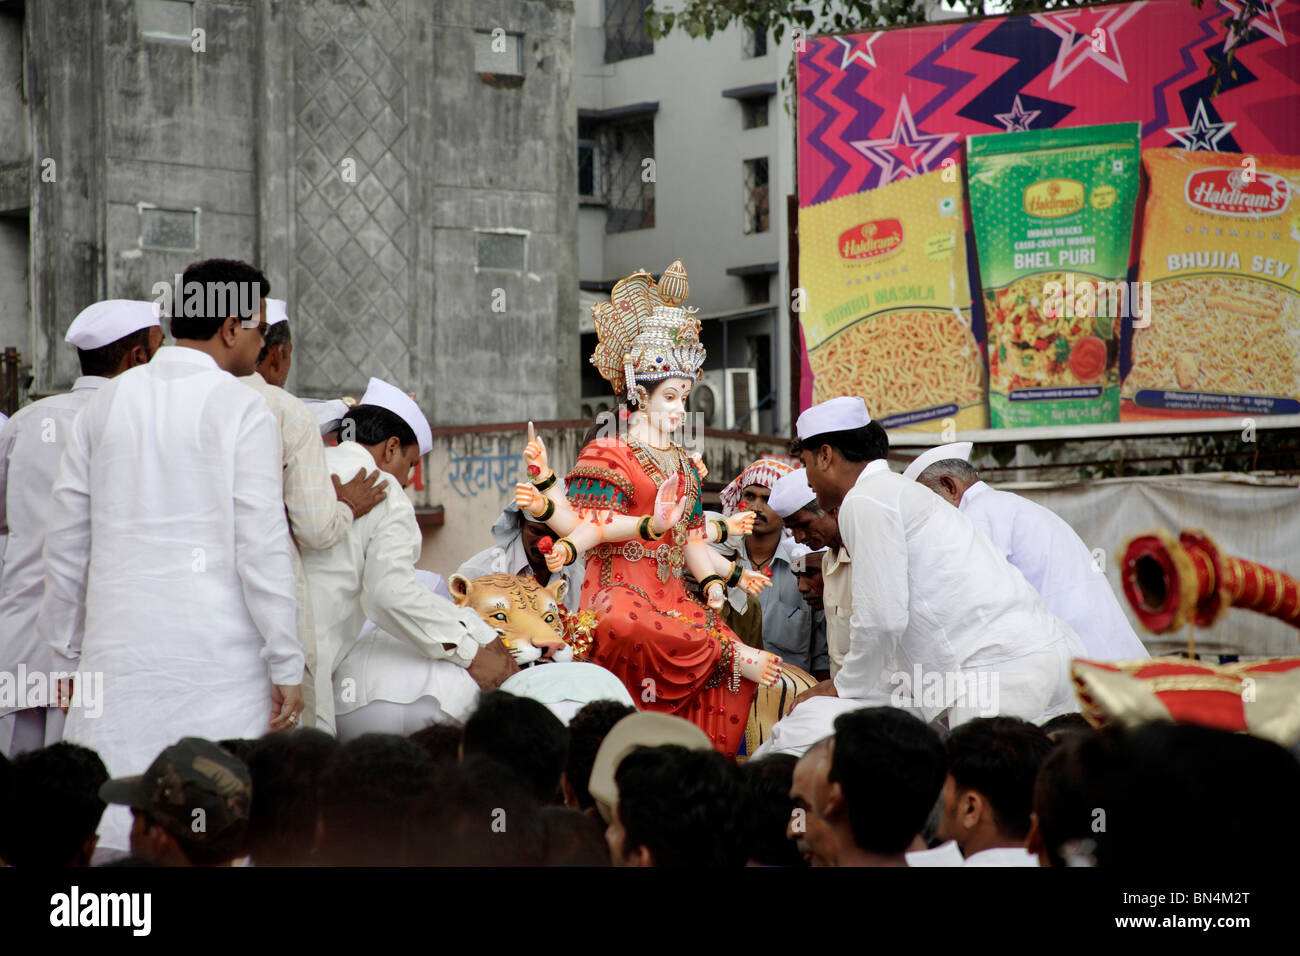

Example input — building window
[138,0,194,43]
[743,158,769,235]
[741,98,769,130]
[604,119,655,233]
[578,120,600,200]
[742,274,770,304]
[605,0,653,63]
[473,30,523,77]
[477,231,526,271]
[743,25,768,58]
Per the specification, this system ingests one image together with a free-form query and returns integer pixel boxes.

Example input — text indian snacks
[967,123,1141,427]
[798,167,986,432]
[1122,149,1300,420]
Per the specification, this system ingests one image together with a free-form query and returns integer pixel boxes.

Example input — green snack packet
[967,122,1141,428]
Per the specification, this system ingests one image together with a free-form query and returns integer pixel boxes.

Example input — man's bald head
[916,459,980,507]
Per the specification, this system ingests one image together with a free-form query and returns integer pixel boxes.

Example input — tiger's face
[447,573,574,666]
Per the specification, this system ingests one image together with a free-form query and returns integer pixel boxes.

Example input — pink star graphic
[1031,3,1144,90]
[1220,0,1288,50]
[833,33,885,70]
[849,96,957,185]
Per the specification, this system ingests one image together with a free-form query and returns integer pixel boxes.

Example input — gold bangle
[638,515,664,541]
[713,518,729,543]
[533,471,557,493]
[555,537,578,566]
[531,497,555,522]
[725,562,744,587]
[700,574,724,595]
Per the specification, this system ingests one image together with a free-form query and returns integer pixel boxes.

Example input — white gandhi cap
[902,441,973,482]
[266,298,289,326]
[768,468,818,519]
[790,543,827,573]
[65,300,162,350]
[795,396,870,440]
[358,377,434,457]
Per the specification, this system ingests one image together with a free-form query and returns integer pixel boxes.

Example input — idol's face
[644,377,693,436]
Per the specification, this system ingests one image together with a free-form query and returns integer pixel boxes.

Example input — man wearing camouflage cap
[100,737,252,866]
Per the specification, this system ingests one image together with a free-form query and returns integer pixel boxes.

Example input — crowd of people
[0,255,1296,868]
[3,697,1297,867]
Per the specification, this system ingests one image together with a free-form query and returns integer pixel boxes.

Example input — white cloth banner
[1005,474,1300,659]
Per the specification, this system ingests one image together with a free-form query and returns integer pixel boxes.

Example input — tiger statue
[447,572,575,665]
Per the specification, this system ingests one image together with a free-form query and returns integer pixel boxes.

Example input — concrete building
[573,0,798,437]
[0,0,579,425]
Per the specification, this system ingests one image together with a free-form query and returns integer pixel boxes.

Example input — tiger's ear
[545,576,567,606]
[448,573,473,606]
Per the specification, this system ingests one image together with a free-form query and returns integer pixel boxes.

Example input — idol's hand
[690,453,708,480]
[543,537,577,573]
[705,580,726,609]
[515,482,546,518]
[739,568,772,595]
[524,421,549,475]
[725,511,756,537]
[651,472,689,535]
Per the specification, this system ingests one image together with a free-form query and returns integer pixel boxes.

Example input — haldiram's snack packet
[968,123,1142,428]
[798,168,985,433]
[1122,148,1300,421]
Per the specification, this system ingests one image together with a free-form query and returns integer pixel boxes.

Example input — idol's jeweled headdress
[590,260,706,407]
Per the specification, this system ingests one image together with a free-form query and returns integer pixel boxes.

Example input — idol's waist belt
[595,540,686,581]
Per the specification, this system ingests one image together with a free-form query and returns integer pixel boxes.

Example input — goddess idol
[515,261,782,755]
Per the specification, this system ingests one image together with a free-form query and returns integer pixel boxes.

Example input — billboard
[795,0,1300,430]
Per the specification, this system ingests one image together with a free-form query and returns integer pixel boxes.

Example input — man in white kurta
[906,443,1147,661]
[756,398,1084,758]
[39,263,303,854]
[300,378,515,733]
[0,300,163,757]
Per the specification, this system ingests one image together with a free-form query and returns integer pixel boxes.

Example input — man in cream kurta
[0,300,163,757]
[300,379,510,733]
[40,261,303,854]
[241,298,387,728]
[906,444,1148,662]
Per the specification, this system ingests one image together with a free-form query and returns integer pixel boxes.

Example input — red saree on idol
[567,436,757,756]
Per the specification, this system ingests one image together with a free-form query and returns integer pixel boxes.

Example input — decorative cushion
[1072,657,1300,747]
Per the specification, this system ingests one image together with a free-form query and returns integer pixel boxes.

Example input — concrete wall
[17,0,577,425]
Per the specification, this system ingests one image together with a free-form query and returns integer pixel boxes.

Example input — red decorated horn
[1121,529,1300,634]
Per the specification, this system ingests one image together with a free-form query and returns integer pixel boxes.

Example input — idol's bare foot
[736,644,782,686]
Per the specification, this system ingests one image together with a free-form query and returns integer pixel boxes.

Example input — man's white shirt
[958,481,1148,661]
[835,459,1084,725]
[0,377,107,714]
[301,440,494,732]
[38,346,302,851]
